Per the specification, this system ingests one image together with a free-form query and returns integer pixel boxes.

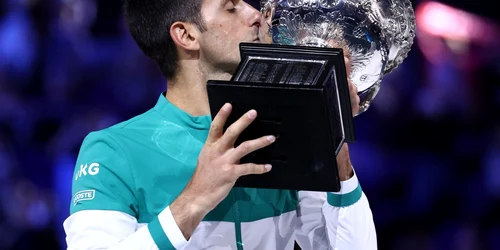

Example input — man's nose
[245,2,263,27]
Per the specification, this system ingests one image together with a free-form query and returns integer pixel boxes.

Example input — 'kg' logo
[75,163,100,180]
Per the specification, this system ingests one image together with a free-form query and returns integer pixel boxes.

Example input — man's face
[198,0,263,74]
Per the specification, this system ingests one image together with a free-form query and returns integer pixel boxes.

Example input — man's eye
[226,2,236,13]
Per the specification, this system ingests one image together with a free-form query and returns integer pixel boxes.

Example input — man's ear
[170,22,201,53]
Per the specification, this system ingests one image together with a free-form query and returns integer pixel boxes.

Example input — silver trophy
[259,0,416,114]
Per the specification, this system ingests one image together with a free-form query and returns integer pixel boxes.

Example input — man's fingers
[344,56,352,76]
[229,135,276,162]
[352,97,360,116]
[349,80,358,95]
[218,109,258,148]
[349,81,360,103]
[233,163,272,177]
[206,103,232,144]
[343,55,359,115]
[349,81,360,116]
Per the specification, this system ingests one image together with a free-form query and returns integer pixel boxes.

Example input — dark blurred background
[0,0,498,249]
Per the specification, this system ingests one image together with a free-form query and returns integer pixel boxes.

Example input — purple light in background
[415,1,500,68]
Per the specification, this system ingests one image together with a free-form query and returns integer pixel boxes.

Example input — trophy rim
[381,0,417,75]
[259,0,417,76]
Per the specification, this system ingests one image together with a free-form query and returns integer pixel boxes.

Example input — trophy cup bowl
[259,0,416,114]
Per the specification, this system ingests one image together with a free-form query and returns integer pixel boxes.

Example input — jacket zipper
[233,191,243,250]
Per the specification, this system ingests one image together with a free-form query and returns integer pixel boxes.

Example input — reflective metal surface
[260,0,416,114]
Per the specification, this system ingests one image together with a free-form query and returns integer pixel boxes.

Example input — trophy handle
[356,82,380,116]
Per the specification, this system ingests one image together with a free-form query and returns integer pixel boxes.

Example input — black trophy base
[207,80,344,192]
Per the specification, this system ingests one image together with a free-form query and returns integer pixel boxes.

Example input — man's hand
[345,57,360,116]
[336,56,359,181]
[171,103,275,239]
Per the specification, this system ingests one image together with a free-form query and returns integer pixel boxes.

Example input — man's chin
[242,36,268,44]
[214,61,240,78]
[227,63,239,76]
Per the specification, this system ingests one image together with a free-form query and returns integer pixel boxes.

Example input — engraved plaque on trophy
[207,43,352,192]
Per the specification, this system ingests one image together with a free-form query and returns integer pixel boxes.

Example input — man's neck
[165,62,232,117]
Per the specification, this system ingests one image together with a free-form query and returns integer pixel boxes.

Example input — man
[63,0,377,249]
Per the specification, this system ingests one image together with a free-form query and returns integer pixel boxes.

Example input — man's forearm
[65,209,187,250]
[336,144,354,181]
[170,190,208,240]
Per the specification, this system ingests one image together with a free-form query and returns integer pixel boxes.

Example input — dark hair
[124,0,206,79]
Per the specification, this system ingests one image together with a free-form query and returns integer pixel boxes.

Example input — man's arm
[64,131,192,250]
[64,208,188,250]
[324,172,377,249]
[294,173,377,250]
[294,144,377,250]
